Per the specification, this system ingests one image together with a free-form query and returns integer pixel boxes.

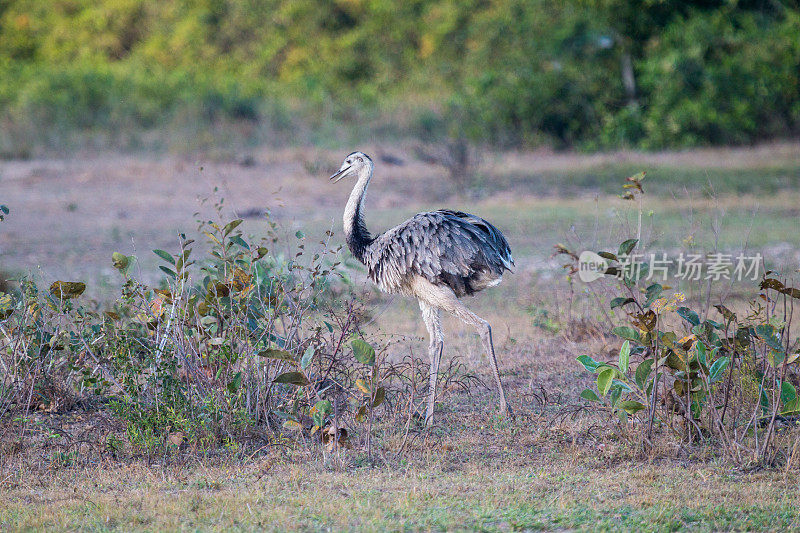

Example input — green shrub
[637,10,800,148]
[564,174,800,466]
[0,198,391,455]
[457,1,620,148]
[1,0,799,151]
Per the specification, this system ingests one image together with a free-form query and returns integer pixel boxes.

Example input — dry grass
[3,452,800,531]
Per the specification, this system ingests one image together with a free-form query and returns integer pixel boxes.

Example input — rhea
[330,151,513,426]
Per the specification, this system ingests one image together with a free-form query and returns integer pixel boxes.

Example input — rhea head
[329,151,373,182]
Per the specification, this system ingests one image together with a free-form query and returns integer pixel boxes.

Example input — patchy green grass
[492,161,800,197]
[2,460,799,531]
[293,193,800,275]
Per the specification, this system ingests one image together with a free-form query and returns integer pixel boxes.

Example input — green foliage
[0,0,798,151]
[458,0,622,148]
[0,195,392,455]
[636,9,800,148]
[578,235,800,447]
[351,338,376,366]
[563,174,800,463]
[573,216,800,464]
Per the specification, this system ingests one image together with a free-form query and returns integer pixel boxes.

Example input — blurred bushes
[0,0,798,152]
[457,1,623,148]
[637,9,800,148]
[2,62,261,128]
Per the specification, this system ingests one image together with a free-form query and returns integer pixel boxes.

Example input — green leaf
[0,293,14,319]
[755,324,784,352]
[677,307,700,327]
[695,341,708,367]
[159,266,177,278]
[709,356,730,383]
[111,252,129,271]
[644,283,663,307]
[227,372,242,394]
[269,333,286,349]
[691,397,706,419]
[301,345,315,370]
[576,354,603,372]
[612,379,633,393]
[153,249,175,264]
[258,348,294,361]
[610,297,636,310]
[295,230,305,239]
[618,239,638,256]
[760,386,770,415]
[618,340,630,374]
[282,420,303,431]
[714,304,737,322]
[781,381,797,405]
[49,281,86,299]
[768,346,786,366]
[351,338,376,366]
[609,385,622,407]
[580,389,601,402]
[223,219,243,236]
[372,386,386,407]
[229,235,249,249]
[619,400,646,414]
[597,368,615,396]
[635,359,654,390]
[273,372,310,386]
[782,397,800,415]
[633,262,650,282]
[755,323,775,337]
[612,326,641,343]
[311,399,332,428]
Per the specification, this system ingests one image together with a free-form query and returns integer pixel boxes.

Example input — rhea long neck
[343,162,374,263]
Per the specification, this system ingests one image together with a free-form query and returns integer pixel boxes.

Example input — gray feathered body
[350,209,514,298]
[335,151,513,424]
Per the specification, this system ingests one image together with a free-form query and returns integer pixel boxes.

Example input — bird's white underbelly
[486,276,502,288]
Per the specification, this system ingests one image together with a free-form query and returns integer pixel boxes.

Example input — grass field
[4,459,800,531]
[2,143,800,531]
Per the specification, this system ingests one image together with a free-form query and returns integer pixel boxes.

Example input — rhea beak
[329,166,351,182]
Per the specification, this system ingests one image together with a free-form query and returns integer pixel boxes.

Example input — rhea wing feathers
[363,210,513,296]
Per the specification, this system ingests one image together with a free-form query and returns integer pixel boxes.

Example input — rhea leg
[412,277,511,417]
[485,325,511,416]
[420,301,444,426]
[451,305,510,416]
